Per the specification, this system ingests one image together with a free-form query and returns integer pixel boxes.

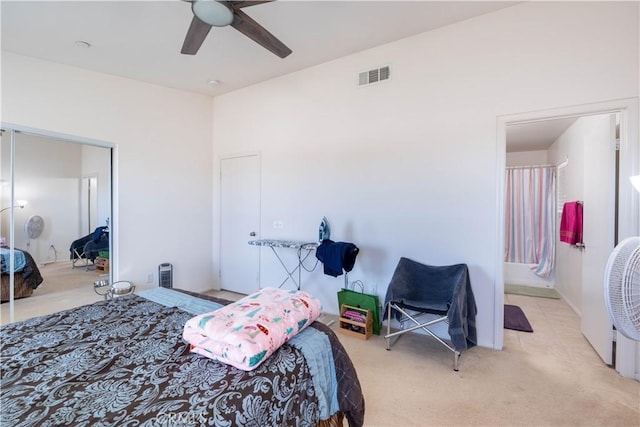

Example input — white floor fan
[604,236,640,341]
[24,215,44,248]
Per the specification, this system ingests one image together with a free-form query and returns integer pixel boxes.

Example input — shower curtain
[504,166,557,278]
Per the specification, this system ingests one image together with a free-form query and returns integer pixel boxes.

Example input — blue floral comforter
[0,294,364,426]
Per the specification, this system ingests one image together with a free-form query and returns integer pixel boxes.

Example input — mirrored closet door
[0,127,113,324]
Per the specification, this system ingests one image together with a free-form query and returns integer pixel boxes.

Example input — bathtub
[504,262,555,288]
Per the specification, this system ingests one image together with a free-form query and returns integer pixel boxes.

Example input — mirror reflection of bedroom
[0,130,112,324]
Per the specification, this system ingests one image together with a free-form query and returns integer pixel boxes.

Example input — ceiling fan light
[192,0,234,27]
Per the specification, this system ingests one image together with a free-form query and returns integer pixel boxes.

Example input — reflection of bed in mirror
[0,247,44,302]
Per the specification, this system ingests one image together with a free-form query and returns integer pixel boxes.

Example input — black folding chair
[383,257,477,371]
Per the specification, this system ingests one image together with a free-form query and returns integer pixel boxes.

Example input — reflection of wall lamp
[0,200,28,213]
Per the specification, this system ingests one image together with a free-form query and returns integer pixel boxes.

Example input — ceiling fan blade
[231,8,292,58]
[181,16,213,55]
[231,1,274,9]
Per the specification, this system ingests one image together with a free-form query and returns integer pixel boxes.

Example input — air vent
[358,65,391,86]
[368,69,379,83]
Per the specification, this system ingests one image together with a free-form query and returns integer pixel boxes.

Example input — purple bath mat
[504,304,533,332]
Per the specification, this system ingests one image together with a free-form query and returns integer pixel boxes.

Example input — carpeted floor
[3,274,639,425]
[337,292,640,426]
[0,260,105,325]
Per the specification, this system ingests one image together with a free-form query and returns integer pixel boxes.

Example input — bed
[0,287,365,426]
[0,247,44,302]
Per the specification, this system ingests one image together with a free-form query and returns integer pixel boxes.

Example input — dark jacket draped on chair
[383,257,477,352]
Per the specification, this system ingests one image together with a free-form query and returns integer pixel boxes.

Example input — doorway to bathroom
[505,113,617,366]
[496,98,639,379]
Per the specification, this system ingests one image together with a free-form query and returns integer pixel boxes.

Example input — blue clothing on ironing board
[315,239,359,277]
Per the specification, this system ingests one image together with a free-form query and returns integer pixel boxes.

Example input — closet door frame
[1,122,117,324]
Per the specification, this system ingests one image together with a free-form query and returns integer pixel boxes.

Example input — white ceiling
[1,1,519,97]
[506,117,578,152]
[4,0,571,149]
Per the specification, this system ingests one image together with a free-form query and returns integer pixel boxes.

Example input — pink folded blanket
[182,287,322,371]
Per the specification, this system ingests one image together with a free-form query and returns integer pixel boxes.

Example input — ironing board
[248,240,318,289]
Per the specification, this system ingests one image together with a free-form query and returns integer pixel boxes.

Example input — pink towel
[560,201,583,245]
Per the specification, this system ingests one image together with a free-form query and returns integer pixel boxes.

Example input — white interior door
[581,113,617,365]
[220,155,260,295]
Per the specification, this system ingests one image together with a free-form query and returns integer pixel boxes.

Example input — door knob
[249,232,256,237]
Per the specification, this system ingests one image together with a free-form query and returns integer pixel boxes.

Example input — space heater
[159,263,173,288]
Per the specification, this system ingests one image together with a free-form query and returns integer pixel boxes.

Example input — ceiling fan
[181,0,292,58]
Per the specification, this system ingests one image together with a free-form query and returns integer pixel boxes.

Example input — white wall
[81,144,111,229]
[1,133,112,263]
[506,150,547,167]
[1,53,215,291]
[548,113,615,316]
[548,119,586,312]
[211,1,639,349]
[0,133,81,263]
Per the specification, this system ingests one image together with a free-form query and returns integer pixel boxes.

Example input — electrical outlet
[273,220,284,229]
[146,272,153,283]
